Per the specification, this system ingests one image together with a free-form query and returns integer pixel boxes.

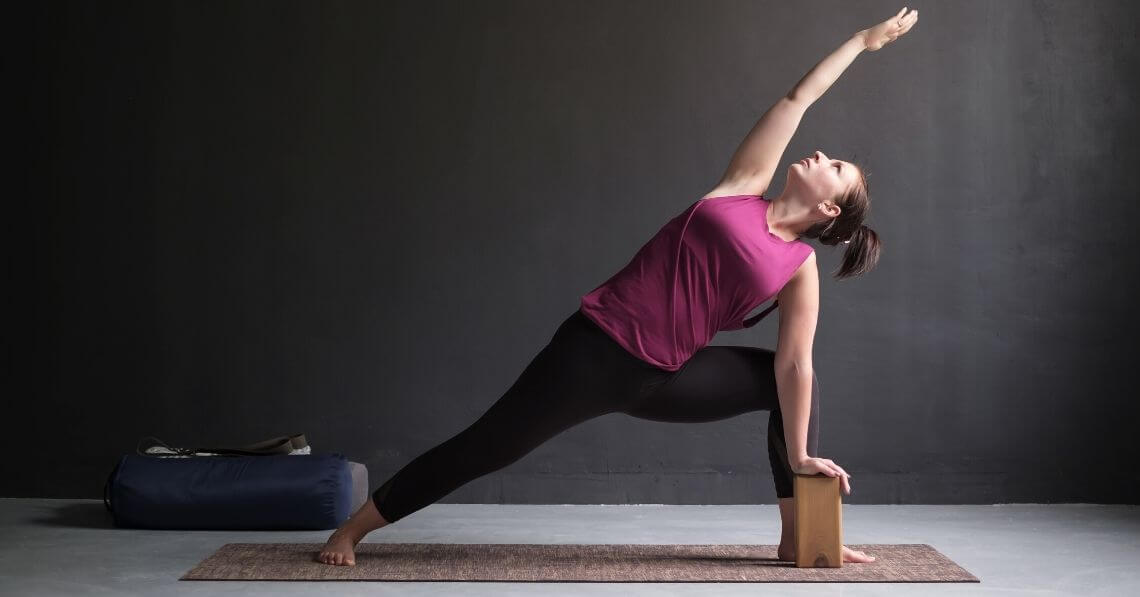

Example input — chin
[787,163,805,181]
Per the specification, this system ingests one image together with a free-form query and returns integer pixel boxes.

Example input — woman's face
[788,150,858,209]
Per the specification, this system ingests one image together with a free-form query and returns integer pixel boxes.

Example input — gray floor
[2,499,1138,596]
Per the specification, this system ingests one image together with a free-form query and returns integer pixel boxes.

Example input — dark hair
[801,162,881,280]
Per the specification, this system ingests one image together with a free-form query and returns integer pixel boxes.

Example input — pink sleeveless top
[579,194,814,371]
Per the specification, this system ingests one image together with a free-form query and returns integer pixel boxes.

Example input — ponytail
[835,224,881,280]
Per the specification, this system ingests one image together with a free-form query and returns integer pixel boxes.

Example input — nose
[815,150,826,163]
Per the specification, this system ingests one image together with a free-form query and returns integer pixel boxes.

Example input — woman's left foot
[777,542,795,561]
[842,545,876,563]
[777,543,877,563]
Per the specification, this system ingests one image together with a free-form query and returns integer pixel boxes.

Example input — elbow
[783,93,811,111]
[774,358,813,376]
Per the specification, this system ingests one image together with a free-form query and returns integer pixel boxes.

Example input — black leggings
[371,308,820,523]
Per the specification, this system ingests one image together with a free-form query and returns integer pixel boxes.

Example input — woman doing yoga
[320,7,917,567]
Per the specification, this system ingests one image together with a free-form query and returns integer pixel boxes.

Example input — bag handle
[135,433,309,457]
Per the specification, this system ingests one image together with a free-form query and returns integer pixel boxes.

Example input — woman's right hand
[792,456,853,495]
[859,7,918,52]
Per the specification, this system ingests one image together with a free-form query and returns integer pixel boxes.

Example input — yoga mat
[181,542,980,582]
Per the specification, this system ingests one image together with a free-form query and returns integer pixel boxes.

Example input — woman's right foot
[317,499,389,566]
[318,525,365,566]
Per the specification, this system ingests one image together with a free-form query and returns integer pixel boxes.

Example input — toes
[317,550,356,566]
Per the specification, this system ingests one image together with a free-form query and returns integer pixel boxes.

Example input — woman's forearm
[774,365,813,464]
[787,31,867,105]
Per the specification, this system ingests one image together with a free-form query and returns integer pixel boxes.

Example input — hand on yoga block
[791,455,853,495]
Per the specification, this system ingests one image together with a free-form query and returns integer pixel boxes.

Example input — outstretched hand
[860,6,918,52]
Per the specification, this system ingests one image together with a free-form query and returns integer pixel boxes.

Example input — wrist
[852,30,868,49]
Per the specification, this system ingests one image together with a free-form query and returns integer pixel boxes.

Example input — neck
[768,191,821,238]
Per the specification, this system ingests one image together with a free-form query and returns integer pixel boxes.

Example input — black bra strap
[742,300,779,328]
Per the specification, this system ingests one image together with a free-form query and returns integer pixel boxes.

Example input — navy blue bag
[103,452,353,530]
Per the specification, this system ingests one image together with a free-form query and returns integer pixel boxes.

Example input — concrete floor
[2,499,1137,596]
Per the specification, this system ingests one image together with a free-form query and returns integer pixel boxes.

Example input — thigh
[469,310,643,445]
[622,345,780,423]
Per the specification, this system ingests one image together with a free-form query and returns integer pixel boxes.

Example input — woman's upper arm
[712,96,809,196]
[774,251,819,371]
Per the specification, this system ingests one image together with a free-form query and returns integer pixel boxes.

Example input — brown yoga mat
[180,542,980,582]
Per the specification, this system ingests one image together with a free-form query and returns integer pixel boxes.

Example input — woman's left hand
[859,6,918,52]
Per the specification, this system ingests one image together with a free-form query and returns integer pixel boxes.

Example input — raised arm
[706,7,917,198]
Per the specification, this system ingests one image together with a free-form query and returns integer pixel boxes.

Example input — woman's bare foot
[776,542,877,563]
[777,541,795,562]
[317,498,389,566]
[842,545,876,563]
[318,525,365,566]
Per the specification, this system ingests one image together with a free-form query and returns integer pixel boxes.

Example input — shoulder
[800,247,818,273]
[781,250,818,292]
[792,245,816,271]
[699,182,767,201]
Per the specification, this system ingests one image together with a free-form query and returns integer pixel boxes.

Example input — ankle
[337,517,382,543]
[344,515,386,537]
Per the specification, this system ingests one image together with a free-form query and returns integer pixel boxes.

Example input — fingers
[820,459,852,493]
[829,467,849,494]
[886,7,918,39]
[884,9,917,45]
[822,459,849,478]
[814,458,854,490]
[901,9,918,32]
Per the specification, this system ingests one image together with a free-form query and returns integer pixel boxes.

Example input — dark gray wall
[13,0,1140,506]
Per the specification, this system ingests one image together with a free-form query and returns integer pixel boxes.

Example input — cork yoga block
[793,473,843,568]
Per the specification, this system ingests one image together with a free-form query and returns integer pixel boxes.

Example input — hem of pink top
[577,306,683,372]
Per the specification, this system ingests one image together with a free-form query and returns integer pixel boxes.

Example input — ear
[818,201,841,219]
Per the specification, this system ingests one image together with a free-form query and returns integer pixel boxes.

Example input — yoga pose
[320,7,918,567]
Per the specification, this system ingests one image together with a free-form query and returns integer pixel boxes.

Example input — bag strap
[136,433,309,457]
[195,433,307,456]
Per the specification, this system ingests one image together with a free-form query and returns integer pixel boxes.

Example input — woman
[320,7,918,567]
